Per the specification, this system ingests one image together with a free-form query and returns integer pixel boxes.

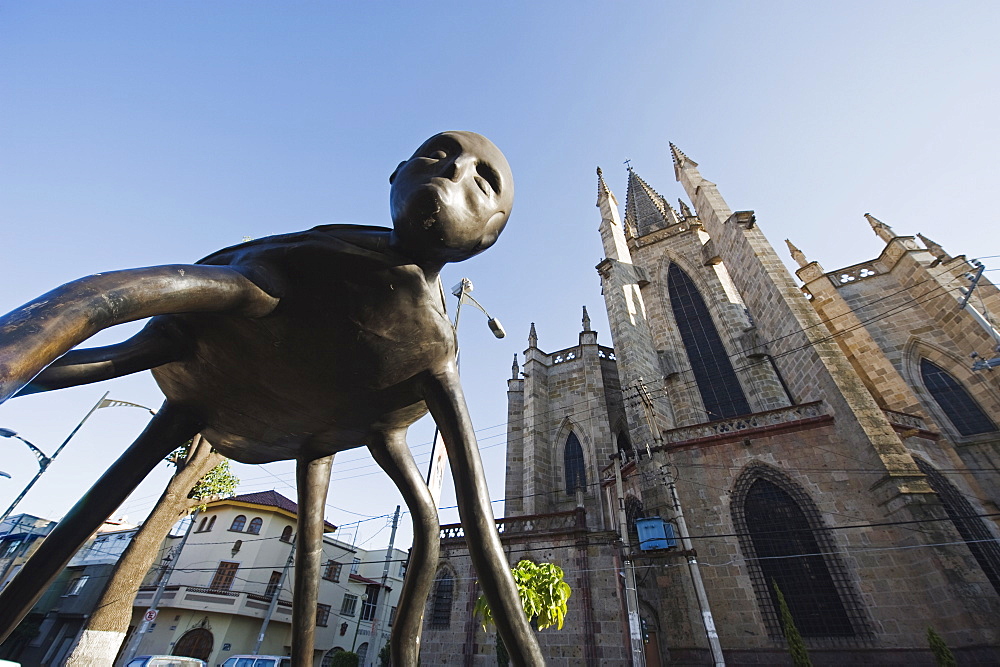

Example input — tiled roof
[223,490,336,531]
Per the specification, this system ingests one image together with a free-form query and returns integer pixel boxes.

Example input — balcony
[135,584,293,620]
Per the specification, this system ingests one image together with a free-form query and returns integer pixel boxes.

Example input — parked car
[221,656,292,667]
[125,656,207,667]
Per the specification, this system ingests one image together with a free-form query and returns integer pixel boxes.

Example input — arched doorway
[173,627,214,661]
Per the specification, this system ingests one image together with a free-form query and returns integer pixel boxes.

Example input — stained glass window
[564,432,586,494]
[920,359,996,436]
[667,264,750,420]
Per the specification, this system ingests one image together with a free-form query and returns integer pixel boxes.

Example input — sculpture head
[389,131,513,264]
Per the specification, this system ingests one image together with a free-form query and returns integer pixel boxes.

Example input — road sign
[144,609,158,622]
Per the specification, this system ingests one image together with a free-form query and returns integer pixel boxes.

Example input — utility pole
[120,509,199,665]
[254,537,296,655]
[959,260,1000,371]
[367,505,401,666]
[612,452,646,667]
[633,381,725,666]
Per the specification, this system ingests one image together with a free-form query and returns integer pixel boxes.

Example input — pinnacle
[785,239,808,268]
[511,353,520,379]
[582,306,592,332]
[528,322,538,348]
[865,213,896,243]
[678,199,693,218]
[669,142,697,167]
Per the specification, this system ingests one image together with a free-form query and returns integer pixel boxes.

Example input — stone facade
[421,146,1000,665]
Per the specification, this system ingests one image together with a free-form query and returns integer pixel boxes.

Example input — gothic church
[420,145,1000,665]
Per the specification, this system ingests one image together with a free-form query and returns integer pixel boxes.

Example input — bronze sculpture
[0,131,545,665]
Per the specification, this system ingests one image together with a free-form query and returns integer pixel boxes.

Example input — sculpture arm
[421,363,545,666]
[14,320,185,396]
[0,265,279,403]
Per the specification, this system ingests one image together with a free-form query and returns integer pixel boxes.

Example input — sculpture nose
[442,154,472,182]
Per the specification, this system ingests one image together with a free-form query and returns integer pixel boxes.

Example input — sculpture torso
[151,226,456,462]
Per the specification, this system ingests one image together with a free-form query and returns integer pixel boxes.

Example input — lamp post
[0,392,156,525]
[425,278,506,505]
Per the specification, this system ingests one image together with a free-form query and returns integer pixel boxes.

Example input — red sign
[144,609,158,622]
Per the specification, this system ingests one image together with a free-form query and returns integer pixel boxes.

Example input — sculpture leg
[368,428,440,667]
[0,402,202,641]
[292,454,334,666]
[0,264,279,402]
[422,365,544,666]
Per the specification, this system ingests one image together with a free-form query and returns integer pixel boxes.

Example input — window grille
[430,571,454,628]
[230,515,246,532]
[916,458,1000,595]
[667,263,751,420]
[316,603,331,627]
[920,358,996,436]
[731,465,868,640]
[324,560,343,582]
[360,584,380,621]
[564,432,586,494]
[265,570,282,598]
[340,593,358,616]
[210,561,239,591]
[247,517,263,535]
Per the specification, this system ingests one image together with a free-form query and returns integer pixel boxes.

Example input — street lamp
[0,392,156,525]
[425,278,507,505]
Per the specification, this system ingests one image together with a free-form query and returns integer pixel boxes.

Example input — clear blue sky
[2,2,998,550]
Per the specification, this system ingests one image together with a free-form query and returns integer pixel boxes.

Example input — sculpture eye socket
[476,163,501,195]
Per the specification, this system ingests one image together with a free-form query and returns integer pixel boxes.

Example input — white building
[125,491,405,667]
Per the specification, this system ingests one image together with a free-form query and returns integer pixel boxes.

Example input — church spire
[785,239,809,268]
[528,322,538,348]
[865,213,897,243]
[624,168,672,235]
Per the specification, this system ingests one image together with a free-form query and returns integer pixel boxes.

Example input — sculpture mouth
[412,187,442,229]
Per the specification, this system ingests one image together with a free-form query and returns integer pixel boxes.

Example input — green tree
[475,560,572,664]
[377,640,391,667]
[773,581,812,667]
[330,651,360,667]
[927,627,957,667]
[65,434,238,665]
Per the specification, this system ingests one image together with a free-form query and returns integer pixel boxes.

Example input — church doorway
[173,627,214,661]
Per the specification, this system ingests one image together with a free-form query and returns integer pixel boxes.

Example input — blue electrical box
[636,517,678,551]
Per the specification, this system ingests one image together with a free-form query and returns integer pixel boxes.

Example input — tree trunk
[65,435,222,667]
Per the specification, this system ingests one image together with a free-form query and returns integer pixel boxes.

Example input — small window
[230,515,247,532]
[265,571,283,598]
[430,571,454,628]
[350,557,360,574]
[64,574,89,596]
[95,536,108,543]
[210,561,239,591]
[323,560,342,583]
[340,593,358,616]
[247,517,263,535]
[388,606,397,627]
[360,584,380,621]
[280,526,294,543]
[317,603,332,627]
[207,515,217,531]
[197,517,208,532]
[398,560,407,578]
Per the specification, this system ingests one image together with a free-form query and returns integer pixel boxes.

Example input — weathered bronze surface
[0,131,544,665]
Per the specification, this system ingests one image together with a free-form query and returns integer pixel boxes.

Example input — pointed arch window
[732,468,865,639]
[920,359,996,436]
[916,458,1000,595]
[430,570,454,628]
[564,432,586,494]
[667,264,750,420]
